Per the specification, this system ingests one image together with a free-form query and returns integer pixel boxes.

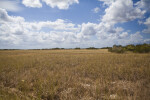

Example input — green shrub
[75,47,81,49]
[108,44,150,53]
[134,44,150,53]
[125,44,135,51]
[86,47,98,49]
[108,45,125,53]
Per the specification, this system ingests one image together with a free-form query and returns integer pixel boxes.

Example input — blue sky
[0,0,150,49]
[9,0,103,23]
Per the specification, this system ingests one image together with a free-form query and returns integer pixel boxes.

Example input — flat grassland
[0,49,150,100]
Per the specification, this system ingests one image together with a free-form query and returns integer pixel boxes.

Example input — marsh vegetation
[0,49,149,100]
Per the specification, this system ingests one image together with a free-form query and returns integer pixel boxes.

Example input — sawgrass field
[0,49,150,100]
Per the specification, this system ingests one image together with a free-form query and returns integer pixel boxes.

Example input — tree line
[108,43,150,53]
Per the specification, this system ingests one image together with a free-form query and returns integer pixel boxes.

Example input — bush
[86,47,98,49]
[134,44,150,53]
[75,47,81,49]
[51,48,60,50]
[108,44,150,53]
[125,45,135,51]
[108,45,125,53]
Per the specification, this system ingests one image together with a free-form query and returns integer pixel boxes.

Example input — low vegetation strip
[108,43,150,53]
[0,49,149,100]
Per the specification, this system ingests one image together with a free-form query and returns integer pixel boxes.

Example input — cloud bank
[22,0,79,9]
[0,0,150,49]
[0,0,22,12]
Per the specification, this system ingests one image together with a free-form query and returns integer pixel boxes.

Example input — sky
[0,0,150,49]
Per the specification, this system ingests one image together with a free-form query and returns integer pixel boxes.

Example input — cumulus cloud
[144,39,150,43]
[22,0,79,9]
[42,0,79,9]
[102,0,145,24]
[0,8,24,23]
[98,0,113,6]
[0,0,149,49]
[143,17,150,33]
[23,19,80,33]
[93,0,147,42]
[80,23,97,36]
[136,0,150,12]
[82,0,148,46]
[0,0,22,12]
[0,8,81,48]
[22,0,42,8]
[91,0,146,44]
[92,7,100,13]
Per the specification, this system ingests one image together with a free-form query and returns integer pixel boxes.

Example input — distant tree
[86,47,98,49]
[108,45,125,53]
[75,47,80,49]
[101,47,111,49]
[52,47,60,50]
[108,43,150,53]
[126,44,135,51]
[134,44,150,53]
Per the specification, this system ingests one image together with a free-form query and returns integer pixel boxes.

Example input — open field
[0,49,150,100]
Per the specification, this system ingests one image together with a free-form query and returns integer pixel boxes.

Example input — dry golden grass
[0,49,150,100]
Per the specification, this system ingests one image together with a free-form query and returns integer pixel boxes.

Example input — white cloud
[92,7,100,13]
[42,0,79,9]
[138,20,143,25]
[80,23,97,36]
[98,0,114,6]
[0,0,149,49]
[22,0,79,9]
[144,39,150,43]
[143,17,150,33]
[22,0,42,8]
[144,17,150,25]
[93,0,147,44]
[84,0,148,45]
[0,0,22,12]
[23,19,80,32]
[102,0,145,24]
[129,31,143,44]
[136,0,150,12]
[0,8,24,23]
[0,8,81,48]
